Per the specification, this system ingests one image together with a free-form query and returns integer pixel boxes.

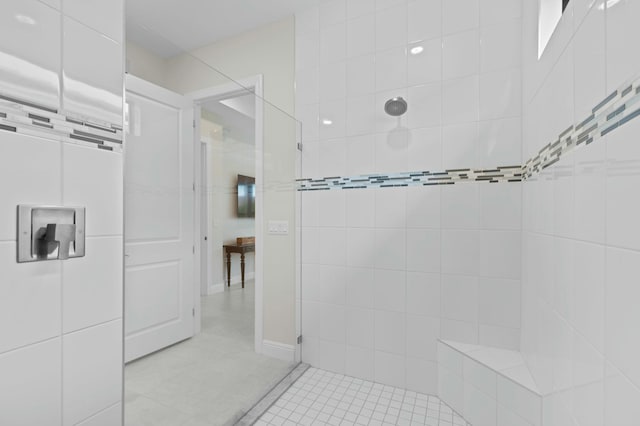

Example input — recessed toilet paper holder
[17,205,85,263]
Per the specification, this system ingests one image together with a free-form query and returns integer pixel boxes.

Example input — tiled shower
[296,0,640,425]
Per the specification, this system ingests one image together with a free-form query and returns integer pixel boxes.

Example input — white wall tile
[375,187,407,228]
[406,358,437,395]
[406,185,441,229]
[295,7,319,36]
[478,117,522,169]
[478,277,521,329]
[346,267,375,308]
[0,242,61,354]
[442,0,479,35]
[406,229,441,273]
[346,189,375,228]
[376,47,408,92]
[606,247,640,389]
[346,308,375,349]
[347,228,376,267]
[320,0,346,28]
[442,76,479,125]
[479,325,521,351]
[464,382,497,426]
[63,142,123,237]
[443,30,479,80]
[0,0,60,108]
[442,123,479,171]
[442,274,478,323]
[438,364,464,413]
[408,0,442,43]
[604,363,640,426]
[347,14,375,58]
[572,241,605,353]
[318,339,346,374]
[480,0,522,26]
[346,134,375,175]
[318,190,347,228]
[407,83,443,129]
[64,0,123,43]
[406,271,440,317]
[479,230,521,279]
[464,357,497,398]
[304,264,347,305]
[606,118,640,251]
[319,100,347,140]
[346,345,375,381]
[63,18,123,125]
[441,229,479,275]
[479,68,521,120]
[374,228,406,270]
[346,54,375,98]
[442,183,480,230]
[0,133,61,241]
[606,0,640,91]
[479,183,522,230]
[320,61,347,102]
[480,19,522,73]
[497,376,541,426]
[374,269,406,312]
[375,350,406,388]
[375,130,409,172]
[375,4,408,51]
[347,0,375,19]
[408,126,444,172]
[408,38,442,86]
[0,339,62,426]
[319,138,347,177]
[406,314,440,360]
[320,22,347,65]
[441,318,478,344]
[63,320,122,426]
[374,310,406,354]
[63,237,122,333]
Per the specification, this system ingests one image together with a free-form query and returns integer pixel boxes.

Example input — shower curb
[233,362,310,426]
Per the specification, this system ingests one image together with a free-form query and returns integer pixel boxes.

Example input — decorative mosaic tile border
[298,75,640,191]
[0,92,123,153]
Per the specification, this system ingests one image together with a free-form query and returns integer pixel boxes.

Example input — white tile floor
[257,368,470,426]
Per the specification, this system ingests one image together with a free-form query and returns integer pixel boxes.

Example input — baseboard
[208,284,224,295]
[207,272,255,295]
[262,340,296,362]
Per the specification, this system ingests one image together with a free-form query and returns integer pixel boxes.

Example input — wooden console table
[223,243,255,288]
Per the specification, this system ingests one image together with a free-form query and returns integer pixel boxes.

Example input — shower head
[384,97,408,116]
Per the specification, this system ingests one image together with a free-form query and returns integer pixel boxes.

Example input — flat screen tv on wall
[237,174,255,218]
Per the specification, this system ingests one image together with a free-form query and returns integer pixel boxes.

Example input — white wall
[297,0,523,394]
[201,112,256,290]
[0,0,124,424]
[127,17,298,347]
[521,0,640,424]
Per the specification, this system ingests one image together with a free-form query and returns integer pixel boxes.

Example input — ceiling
[126,0,318,57]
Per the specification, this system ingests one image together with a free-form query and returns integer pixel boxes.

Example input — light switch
[268,220,289,235]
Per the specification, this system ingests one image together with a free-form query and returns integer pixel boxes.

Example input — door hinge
[193,119,196,129]
[193,182,196,192]
[192,307,195,317]
[297,143,303,151]
[192,245,195,254]
[297,335,302,344]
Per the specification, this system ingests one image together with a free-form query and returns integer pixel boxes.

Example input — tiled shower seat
[437,340,542,426]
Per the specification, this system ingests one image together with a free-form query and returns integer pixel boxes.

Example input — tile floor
[124,280,297,426]
[257,368,470,426]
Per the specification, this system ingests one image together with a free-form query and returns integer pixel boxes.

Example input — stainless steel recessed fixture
[384,97,408,116]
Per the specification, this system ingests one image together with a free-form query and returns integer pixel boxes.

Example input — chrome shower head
[384,97,408,116]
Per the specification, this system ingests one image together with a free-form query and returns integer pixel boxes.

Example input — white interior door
[124,75,195,363]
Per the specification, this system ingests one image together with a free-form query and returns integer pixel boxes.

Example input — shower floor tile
[256,367,470,426]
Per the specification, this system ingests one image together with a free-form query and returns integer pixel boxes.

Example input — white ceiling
[126,0,318,57]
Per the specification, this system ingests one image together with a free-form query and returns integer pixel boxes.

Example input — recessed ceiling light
[322,119,333,125]
[15,14,36,25]
[410,46,424,55]
[599,0,620,9]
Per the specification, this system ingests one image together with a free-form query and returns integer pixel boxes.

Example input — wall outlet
[268,220,289,235]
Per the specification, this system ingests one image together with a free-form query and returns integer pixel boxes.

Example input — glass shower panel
[123,22,302,425]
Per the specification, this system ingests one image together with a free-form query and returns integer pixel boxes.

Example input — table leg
[241,253,246,289]
[226,251,231,287]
